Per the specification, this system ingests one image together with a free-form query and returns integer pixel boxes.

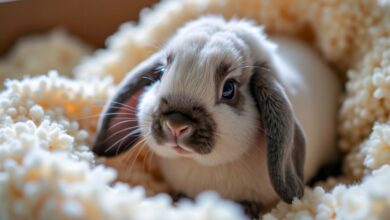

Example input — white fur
[270,36,341,179]
[137,17,341,206]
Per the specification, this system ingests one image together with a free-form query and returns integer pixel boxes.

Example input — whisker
[117,135,142,157]
[108,100,138,111]
[94,117,138,121]
[213,130,227,139]
[124,135,145,164]
[100,118,152,124]
[227,61,270,75]
[142,148,152,172]
[241,64,270,71]
[115,133,141,156]
[107,119,139,130]
[103,126,140,145]
[77,112,137,121]
[116,128,142,153]
[89,100,138,112]
[104,105,138,113]
[122,140,142,165]
[127,140,146,172]
[226,58,246,73]
[105,128,141,153]
[147,149,155,172]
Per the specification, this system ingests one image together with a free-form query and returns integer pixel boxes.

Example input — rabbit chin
[146,140,255,166]
[141,134,258,166]
[137,84,260,167]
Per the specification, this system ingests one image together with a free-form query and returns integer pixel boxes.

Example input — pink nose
[166,121,190,138]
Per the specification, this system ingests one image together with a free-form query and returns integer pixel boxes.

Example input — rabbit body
[93,17,341,208]
[158,35,341,206]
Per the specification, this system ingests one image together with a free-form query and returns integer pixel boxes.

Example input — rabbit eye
[221,79,236,100]
[155,65,166,75]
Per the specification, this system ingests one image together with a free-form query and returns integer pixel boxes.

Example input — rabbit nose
[166,121,190,138]
[164,112,192,139]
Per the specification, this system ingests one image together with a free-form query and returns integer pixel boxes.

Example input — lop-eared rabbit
[93,16,341,215]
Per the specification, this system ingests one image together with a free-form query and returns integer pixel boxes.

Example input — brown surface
[0,0,159,55]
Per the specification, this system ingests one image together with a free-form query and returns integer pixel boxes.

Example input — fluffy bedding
[1,0,390,219]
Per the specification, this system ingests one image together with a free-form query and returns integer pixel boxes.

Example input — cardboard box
[0,0,158,55]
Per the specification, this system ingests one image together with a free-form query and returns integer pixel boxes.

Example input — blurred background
[0,0,158,55]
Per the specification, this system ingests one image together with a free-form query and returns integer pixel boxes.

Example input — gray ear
[249,63,305,203]
[93,52,164,157]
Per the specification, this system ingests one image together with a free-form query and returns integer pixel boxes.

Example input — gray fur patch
[214,62,246,113]
[249,62,305,203]
[151,95,216,154]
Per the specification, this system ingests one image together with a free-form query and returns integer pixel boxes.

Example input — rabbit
[92,16,341,214]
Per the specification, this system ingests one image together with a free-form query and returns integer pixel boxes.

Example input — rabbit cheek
[150,114,165,145]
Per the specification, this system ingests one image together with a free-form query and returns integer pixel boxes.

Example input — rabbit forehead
[167,16,275,61]
[160,31,251,101]
[168,28,249,63]
[158,49,216,105]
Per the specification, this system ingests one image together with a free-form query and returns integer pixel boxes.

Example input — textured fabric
[1,0,390,219]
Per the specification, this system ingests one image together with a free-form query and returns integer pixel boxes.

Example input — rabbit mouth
[173,145,193,154]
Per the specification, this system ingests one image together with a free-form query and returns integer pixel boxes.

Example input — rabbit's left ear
[93,52,164,157]
[249,63,305,203]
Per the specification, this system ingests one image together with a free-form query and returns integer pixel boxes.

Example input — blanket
[1,0,390,219]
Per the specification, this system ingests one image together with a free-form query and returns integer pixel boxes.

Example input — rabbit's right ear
[249,63,305,203]
[93,52,164,157]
